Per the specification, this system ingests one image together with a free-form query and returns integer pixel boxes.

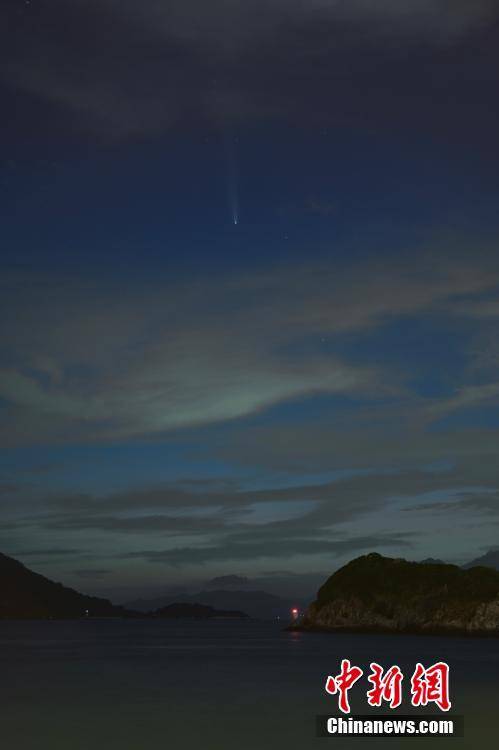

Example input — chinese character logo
[410,662,451,712]
[367,662,404,709]
[324,659,451,713]
[325,659,364,714]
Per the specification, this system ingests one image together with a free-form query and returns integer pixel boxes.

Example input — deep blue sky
[2,0,499,602]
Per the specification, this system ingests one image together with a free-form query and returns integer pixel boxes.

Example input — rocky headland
[291,553,499,637]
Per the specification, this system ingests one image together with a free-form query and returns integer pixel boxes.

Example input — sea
[1,619,498,749]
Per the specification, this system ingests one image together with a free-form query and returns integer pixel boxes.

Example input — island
[152,602,249,619]
[290,553,499,637]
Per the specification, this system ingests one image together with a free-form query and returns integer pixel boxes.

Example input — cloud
[208,411,499,476]
[73,569,111,579]
[75,1,499,47]
[404,489,499,516]
[7,548,86,558]
[119,532,418,567]
[2,1,498,137]
[8,463,494,566]
[5,451,498,578]
[2,251,499,445]
[324,0,495,34]
[429,382,499,418]
[44,512,232,535]
[0,482,19,496]
[25,461,498,523]
[1,250,499,583]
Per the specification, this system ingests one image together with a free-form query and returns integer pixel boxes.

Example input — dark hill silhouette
[126,588,303,619]
[0,552,131,619]
[292,552,499,636]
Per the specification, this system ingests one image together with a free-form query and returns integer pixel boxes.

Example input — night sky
[2,0,499,602]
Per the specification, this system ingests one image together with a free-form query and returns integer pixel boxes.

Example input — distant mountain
[153,602,248,619]
[126,588,304,619]
[292,552,499,636]
[0,552,131,619]
[205,575,249,588]
[463,550,499,570]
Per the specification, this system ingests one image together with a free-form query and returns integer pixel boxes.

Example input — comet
[225,133,239,226]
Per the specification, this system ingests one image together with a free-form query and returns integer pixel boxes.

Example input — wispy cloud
[5,463,497,568]
[73,568,111,579]
[2,252,499,445]
[119,531,418,567]
[2,1,497,136]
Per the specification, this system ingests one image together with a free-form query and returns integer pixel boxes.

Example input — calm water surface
[1,619,498,749]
